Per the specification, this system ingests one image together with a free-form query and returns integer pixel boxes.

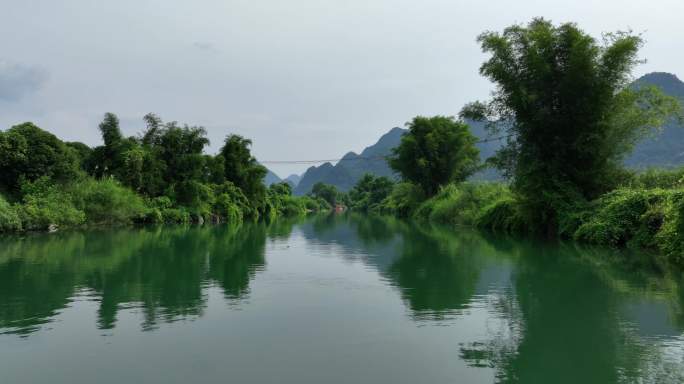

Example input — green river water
[0,214,683,383]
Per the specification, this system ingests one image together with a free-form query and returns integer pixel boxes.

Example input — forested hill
[291,72,684,194]
[293,127,405,195]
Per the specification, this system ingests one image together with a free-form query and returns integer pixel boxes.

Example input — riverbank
[374,168,684,266]
[0,176,330,233]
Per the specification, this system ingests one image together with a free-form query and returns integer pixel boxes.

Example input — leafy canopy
[461,18,682,228]
[0,122,80,195]
[219,134,268,205]
[389,116,480,196]
[348,174,394,212]
[309,182,340,207]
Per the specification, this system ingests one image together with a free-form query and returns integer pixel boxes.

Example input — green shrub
[213,182,252,218]
[477,197,526,233]
[161,207,190,224]
[279,196,306,216]
[299,196,329,213]
[18,178,85,230]
[69,178,147,225]
[573,188,669,248]
[655,191,684,264]
[214,193,244,224]
[143,207,163,224]
[0,195,22,232]
[314,197,332,211]
[151,196,173,210]
[413,182,512,226]
[623,168,684,190]
[348,174,394,213]
[379,182,425,217]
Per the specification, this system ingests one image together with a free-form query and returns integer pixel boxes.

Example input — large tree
[0,123,79,194]
[462,18,681,230]
[349,174,394,212]
[389,116,479,196]
[219,134,267,205]
[89,113,210,203]
[309,182,340,207]
[90,112,138,179]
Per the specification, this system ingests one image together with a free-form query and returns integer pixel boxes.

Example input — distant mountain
[264,168,281,186]
[284,174,301,188]
[467,72,684,173]
[626,72,684,168]
[633,72,684,99]
[291,72,684,193]
[294,127,405,195]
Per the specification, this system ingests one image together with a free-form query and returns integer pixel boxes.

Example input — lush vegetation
[0,114,328,232]
[340,19,684,265]
[308,182,343,208]
[460,18,680,234]
[347,174,394,213]
[3,17,684,266]
[389,116,480,196]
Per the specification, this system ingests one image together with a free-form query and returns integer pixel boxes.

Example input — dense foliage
[337,19,684,265]
[0,122,79,195]
[390,116,479,196]
[308,182,341,208]
[3,18,684,266]
[461,18,681,233]
[347,174,394,213]
[0,114,328,232]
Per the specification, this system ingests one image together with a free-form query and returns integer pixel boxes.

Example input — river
[0,214,683,383]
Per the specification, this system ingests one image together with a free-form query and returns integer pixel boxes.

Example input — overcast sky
[1,0,683,177]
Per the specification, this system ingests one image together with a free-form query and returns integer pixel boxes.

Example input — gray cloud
[0,61,47,102]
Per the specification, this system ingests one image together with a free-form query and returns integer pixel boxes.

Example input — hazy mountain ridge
[288,72,684,194]
[285,174,301,187]
[264,168,282,186]
[626,72,684,168]
[293,127,405,195]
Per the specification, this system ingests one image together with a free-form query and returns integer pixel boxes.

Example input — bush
[348,174,394,213]
[622,167,684,190]
[413,182,512,226]
[161,207,191,224]
[298,196,329,213]
[142,208,163,224]
[0,195,22,232]
[18,177,85,230]
[214,193,244,224]
[477,197,526,233]
[656,191,684,264]
[379,182,424,217]
[279,196,307,216]
[69,178,147,225]
[213,182,252,218]
[573,188,669,248]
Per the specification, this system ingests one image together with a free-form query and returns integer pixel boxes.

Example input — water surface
[1,215,683,383]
